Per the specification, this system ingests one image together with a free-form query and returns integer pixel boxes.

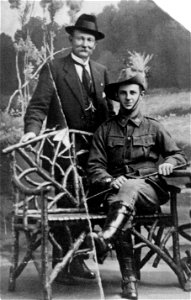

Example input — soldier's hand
[158,163,174,176]
[20,132,36,143]
[110,175,128,189]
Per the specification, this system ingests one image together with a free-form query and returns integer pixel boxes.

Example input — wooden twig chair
[3,128,191,300]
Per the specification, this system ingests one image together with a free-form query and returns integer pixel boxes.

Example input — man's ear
[115,92,119,101]
[93,41,97,50]
[69,35,73,43]
[140,90,145,97]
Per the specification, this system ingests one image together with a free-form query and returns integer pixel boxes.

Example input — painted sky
[0,0,191,38]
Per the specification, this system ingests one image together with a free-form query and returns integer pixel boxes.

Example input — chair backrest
[3,128,93,216]
[3,129,191,218]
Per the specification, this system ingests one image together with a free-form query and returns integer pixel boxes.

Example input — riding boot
[102,202,134,241]
[87,202,134,263]
[115,233,138,300]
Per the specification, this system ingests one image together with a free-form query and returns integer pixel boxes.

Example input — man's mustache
[77,46,93,50]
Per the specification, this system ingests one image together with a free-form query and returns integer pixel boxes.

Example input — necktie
[82,65,92,95]
[72,59,92,95]
[72,59,96,112]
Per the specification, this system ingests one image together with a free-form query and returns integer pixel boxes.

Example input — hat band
[77,20,97,31]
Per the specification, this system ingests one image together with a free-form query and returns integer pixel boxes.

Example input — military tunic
[87,111,187,210]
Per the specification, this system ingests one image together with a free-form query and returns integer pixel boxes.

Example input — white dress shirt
[71,53,92,82]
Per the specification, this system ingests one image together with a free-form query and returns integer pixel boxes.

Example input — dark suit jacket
[24,54,114,134]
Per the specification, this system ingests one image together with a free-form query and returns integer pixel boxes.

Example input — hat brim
[105,76,146,102]
[65,26,105,40]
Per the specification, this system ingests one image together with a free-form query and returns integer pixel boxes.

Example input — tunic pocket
[108,137,125,147]
[107,137,125,165]
[132,135,155,159]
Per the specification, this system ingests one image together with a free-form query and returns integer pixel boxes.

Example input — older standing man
[21,14,114,283]
[87,52,187,299]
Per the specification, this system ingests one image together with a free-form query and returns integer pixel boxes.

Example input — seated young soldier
[87,52,187,300]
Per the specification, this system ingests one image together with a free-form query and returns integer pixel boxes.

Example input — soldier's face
[70,30,96,60]
[117,84,143,111]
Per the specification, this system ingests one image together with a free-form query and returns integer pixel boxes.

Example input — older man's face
[70,30,96,61]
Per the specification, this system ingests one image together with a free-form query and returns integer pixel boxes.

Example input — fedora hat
[105,51,153,101]
[65,14,105,40]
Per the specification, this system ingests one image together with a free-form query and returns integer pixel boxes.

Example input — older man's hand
[110,175,129,189]
[158,163,174,176]
[20,132,36,143]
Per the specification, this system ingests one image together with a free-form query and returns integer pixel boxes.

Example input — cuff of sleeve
[24,125,41,136]
[164,157,177,166]
[102,177,114,187]
[93,176,114,189]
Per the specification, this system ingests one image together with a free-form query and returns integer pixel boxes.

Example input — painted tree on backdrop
[6,0,83,118]
[95,0,190,87]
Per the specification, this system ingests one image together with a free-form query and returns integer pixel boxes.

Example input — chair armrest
[168,170,191,178]
[2,130,61,154]
[165,167,191,189]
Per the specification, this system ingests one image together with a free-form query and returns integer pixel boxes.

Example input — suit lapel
[90,61,103,98]
[62,55,84,108]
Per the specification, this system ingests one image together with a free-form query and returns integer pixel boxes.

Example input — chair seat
[14,210,172,225]
[134,213,173,225]
[14,211,107,222]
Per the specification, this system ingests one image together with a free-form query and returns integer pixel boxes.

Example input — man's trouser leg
[52,226,95,283]
[88,179,160,297]
[52,167,96,282]
[89,202,137,299]
[91,201,134,262]
[101,178,160,243]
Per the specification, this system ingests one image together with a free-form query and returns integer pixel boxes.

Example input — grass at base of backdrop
[143,90,191,117]
[143,90,191,161]
[160,114,190,148]
[113,90,191,117]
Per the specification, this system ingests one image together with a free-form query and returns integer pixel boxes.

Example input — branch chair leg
[134,225,142,280]
[8,228,19,291]
[132,227,186,290]
[13,235,41,279]
[41,192,52,300]
[170,191,187,289]
[49,231,87,285]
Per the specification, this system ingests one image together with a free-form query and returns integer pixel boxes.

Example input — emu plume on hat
[105,51,153,101]
[65,14,105,40]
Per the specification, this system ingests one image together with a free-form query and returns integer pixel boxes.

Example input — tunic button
[127,136,131,141]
